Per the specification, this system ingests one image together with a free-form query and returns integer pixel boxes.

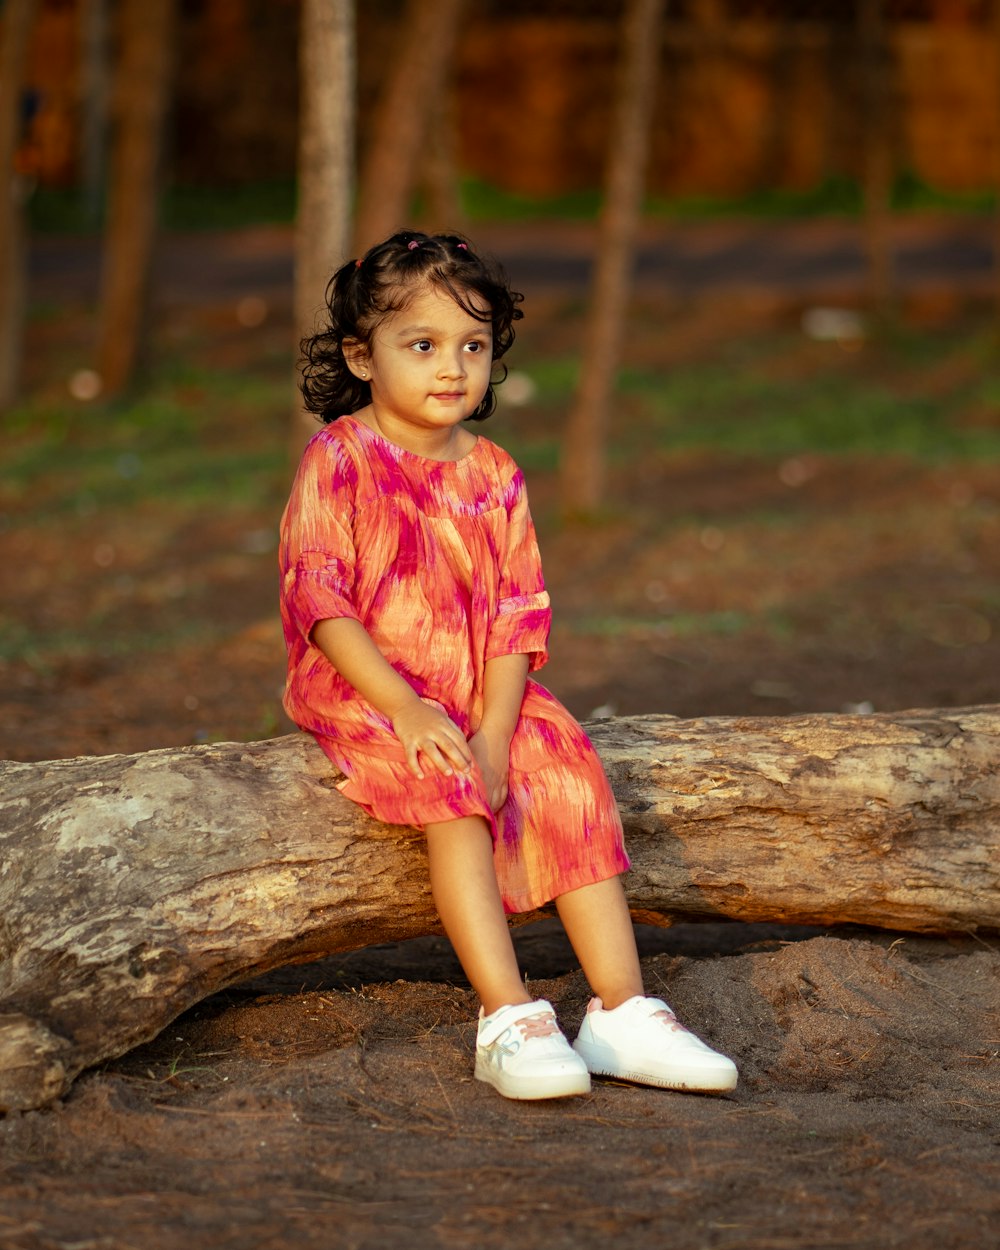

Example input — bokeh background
[2,0,999,762]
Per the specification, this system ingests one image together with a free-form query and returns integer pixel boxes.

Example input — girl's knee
[424,814,493,842]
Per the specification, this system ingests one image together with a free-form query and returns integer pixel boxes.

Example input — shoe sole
[573,1040,738,1094]
[474,1054,591,1101]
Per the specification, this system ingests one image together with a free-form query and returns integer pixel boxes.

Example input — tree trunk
[352,0,465,254]
[77,0,110,226]
[754,8,797,192]
[419,79,464,233]
[559,0,663,516]
[2,705,998,1113]
[857,0,893,317]
[95,0,176,398]
[993,0,1000,325]
[292,0,356,451]
[0,0,38,413]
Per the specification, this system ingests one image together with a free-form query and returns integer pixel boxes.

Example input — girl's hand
[391,699,473,780]
[468,729,512,812]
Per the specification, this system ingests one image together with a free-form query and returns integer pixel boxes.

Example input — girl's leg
[424,815,532,1016]
[558,875,739,1093]
[555,875,644,1010]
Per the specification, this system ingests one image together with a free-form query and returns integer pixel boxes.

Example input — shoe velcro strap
[478,999,555,1048]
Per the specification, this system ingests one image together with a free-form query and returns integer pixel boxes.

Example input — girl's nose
[438,351,465,378]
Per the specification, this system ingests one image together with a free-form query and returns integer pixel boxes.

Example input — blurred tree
[858,0,894,316]
[352,0,464,253]
[77,0,109,226]
[994,0,1000,323]
[754,5,796,192]
[0,0,37,413]
[293,0,355,448]
[420,71,463,231]
[560,0,664,515]
[95,0,177,398]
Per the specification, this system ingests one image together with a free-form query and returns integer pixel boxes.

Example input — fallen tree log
[2,705,998,1112]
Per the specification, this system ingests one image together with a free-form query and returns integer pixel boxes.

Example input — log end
[0,1013,72,1113]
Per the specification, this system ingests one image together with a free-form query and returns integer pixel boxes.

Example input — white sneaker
[475,999,592,1101]
[573,996,738,1094]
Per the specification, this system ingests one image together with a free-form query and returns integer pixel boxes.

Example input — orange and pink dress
[279,415,629,914]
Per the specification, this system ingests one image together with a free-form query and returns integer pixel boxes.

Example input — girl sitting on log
[279,229,737,1101]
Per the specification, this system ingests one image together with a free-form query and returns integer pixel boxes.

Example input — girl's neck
[355,407,476,462]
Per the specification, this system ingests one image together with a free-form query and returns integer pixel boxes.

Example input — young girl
[280,230,737,1101]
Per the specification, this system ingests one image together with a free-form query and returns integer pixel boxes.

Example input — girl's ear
[343,338,370,380]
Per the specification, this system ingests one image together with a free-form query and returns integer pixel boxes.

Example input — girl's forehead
[384,282,491,330]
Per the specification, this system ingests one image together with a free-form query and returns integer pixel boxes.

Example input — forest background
[3,0,1000,751]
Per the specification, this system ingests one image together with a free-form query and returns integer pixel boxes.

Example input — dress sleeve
[279,430,363,642]
[486,468,551,671]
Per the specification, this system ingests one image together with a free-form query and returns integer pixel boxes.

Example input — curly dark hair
[299,230,524,424]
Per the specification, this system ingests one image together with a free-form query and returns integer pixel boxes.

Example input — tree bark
[95,0,176,399]
[352,0,465,254]
[754,7,797,192]
[993,0,1000,325]
[77,0,110,226]
[857,0,894,317]
[559,0,664,515]
[292,0,356,451]
[0,0,38,413]
[2,705,998,1112]
[419,79,464,233]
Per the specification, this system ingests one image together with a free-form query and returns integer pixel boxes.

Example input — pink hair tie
[407,240,420,251]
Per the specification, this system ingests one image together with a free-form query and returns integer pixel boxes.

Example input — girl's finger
[405,743,425,779]
[418,740,455,777]
[441,734,472,771]
[435,717,471,756]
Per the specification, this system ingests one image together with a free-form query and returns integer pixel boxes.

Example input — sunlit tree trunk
[95,0,176,398]
[0,0,38,413]
[77,0,110,226]
[857,0,893,317]
[352,0,464,253]
[559,0,664,516]
[293,0,356,449]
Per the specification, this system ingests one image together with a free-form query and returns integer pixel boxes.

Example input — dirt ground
[2,221,999,1249]
[1,928,997,1250]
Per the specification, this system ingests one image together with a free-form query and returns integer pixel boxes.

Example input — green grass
[464,172,995,224]
[646,171,996,221]
[503,325,1000,465]
[27,172,995,236]
[619,368,973,458]
[0,617,231,666]
[4,321,997,540]
[1,363,291,522]
[27,181,299,234]
[4,310,997,722]
[459,180,605,223]
[570,609,750,639]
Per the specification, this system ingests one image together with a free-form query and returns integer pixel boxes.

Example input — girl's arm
[470,651,530,811]
[312,617,473,780]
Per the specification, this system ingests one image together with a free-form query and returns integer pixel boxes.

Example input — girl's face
[346,284,493,452]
